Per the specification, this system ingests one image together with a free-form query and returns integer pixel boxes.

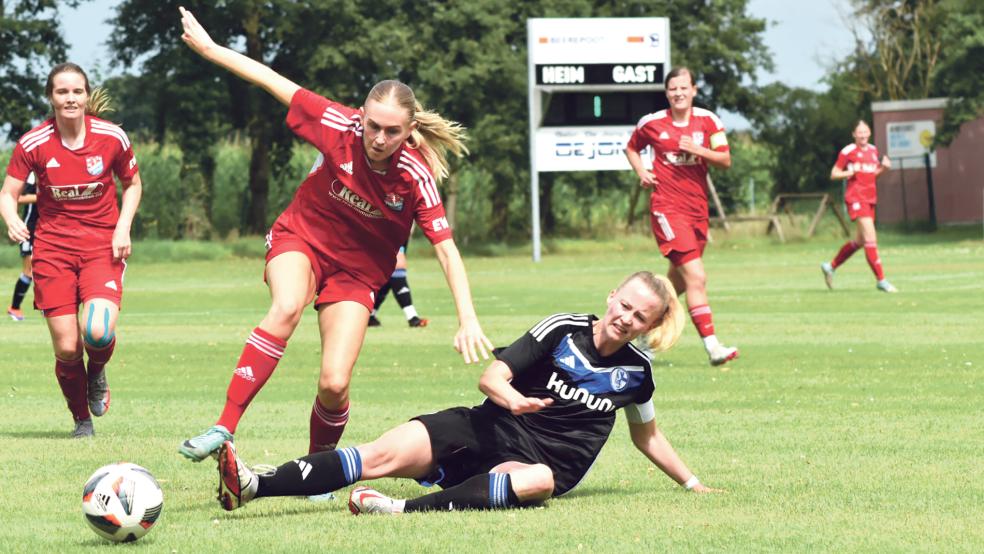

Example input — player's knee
[316,372,351,400]
[83,325,113,348]
[52,339,82,361]
[267,298,305,328]
[516,464,554,502]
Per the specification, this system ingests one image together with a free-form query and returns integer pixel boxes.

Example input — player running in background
[7,172,38,321]
[177,8,493,461]
[368,244,428,328]
[624,67,738,366]
[1,64,143,438]
[821,120,897,292]
[214,271,721,514]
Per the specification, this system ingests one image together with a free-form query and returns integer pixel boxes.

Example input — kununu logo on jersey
[329,180,383,218]
[383,192,404,212]
[49,183,104,201]
[85,156,104,176]
[546,372,615,412]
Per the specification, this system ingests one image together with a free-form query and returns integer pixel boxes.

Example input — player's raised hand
[880,155,892,169]
[5,217,30,243]
[454,319,494,364]
[179,6,218,57]
[508,396,553,415]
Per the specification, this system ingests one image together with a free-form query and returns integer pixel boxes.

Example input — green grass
[1,230,982,552]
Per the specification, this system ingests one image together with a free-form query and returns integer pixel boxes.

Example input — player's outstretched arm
[433,238,494,364]
[0,175,29,243]
[178,6,299,106]
[628,419,723,493]
[478,360,553,415]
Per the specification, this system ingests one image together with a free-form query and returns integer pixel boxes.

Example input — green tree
[932,0,984,145]
[0,0,82,140]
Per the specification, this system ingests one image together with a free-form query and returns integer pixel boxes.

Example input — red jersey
[835,143,880,204]
[278,88,453,290]
[6,116,138,253]
[626,107,729,220]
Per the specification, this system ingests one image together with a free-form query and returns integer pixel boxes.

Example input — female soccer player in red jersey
[820,120,897,292]
[623,67,738,366]
[176,7,494,461]
[1,64,143,438]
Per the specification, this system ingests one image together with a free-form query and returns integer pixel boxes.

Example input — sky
[59,0,857,130]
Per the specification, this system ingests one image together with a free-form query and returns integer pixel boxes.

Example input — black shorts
[414,405,542,490]
[19,236,33,258]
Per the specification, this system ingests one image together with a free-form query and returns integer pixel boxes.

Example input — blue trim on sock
[489,473,510,508]
[18,274,32,285]
[338,447,362,484]
[391,268,407,278]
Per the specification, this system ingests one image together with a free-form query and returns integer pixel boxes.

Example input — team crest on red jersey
[691,132,704,146]
[86,156,104,176]
[384,192,405,212]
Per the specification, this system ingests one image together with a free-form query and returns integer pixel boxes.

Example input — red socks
[55,357,89,420]
[217,327,286,433]
[831,240,860,269]
[309,397,349,454]
[864,241,885,280]
[84,338,115,377]
[688,304,715,338]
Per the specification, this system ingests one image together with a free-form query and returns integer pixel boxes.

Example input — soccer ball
[81,462,164,543]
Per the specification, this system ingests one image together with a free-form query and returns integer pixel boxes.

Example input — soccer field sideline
[0,234,982,551]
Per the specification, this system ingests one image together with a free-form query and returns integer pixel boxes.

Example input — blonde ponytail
[86,87,115,119]
[408,104,468,181]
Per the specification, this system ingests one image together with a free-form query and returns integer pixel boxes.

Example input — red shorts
[265,225,375,312]
[32,244,125,318]
[650,211,708,266]
[846,201,876,221]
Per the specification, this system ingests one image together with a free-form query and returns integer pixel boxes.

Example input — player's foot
[408,316,429,328]
[72,418,94,439]
[217,441,257,511]
[87,370,110,417]
[876,280,898,293]
[820,262,835,290]
[707,343,739,366]
[348,487,403,515]
[179,424,233,462]
[7,307,24,321]
[368,315,381,327]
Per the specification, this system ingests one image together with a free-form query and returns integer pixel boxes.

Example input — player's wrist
[683,475,700,490]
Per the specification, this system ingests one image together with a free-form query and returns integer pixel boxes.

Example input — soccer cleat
[820,262,835,290]
[876,280,898,293]
[408,316,429,328]
[367,315,381,327]
[707,343,739,366]
[348,487,401,515]
[87,370,110,417]
[217,441,257,511]
[72,418,95,439]
[179,424,233,462]
[7,307,24,321]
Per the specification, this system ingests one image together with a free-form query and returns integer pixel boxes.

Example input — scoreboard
[526,17,670,259]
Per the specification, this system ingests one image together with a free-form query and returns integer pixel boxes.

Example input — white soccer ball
[81,462,164,543]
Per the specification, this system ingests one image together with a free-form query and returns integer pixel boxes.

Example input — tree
[932,0,984,145]
[0,0,82,141]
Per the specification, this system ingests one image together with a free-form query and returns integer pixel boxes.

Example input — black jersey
[21,174,38,233]
[489,313,654,494]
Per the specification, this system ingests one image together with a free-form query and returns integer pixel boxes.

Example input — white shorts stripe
[653,211,676,241]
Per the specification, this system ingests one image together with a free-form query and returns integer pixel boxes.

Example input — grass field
[1,229,982,552]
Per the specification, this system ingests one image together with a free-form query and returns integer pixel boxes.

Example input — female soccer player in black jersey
[214,271,722,514]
